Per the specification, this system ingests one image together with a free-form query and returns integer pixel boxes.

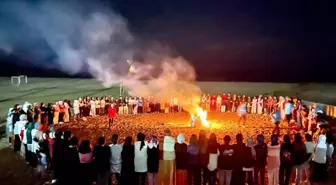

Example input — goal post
[19,75,28,84]
[10,75,28,85]
[11,76,20,85]
[119,82,124,97]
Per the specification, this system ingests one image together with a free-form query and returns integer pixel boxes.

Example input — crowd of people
[5,93,335,185]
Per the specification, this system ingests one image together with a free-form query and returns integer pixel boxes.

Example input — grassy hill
[1,77,336,120]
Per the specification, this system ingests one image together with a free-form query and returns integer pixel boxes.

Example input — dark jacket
[292,142,307,165]
[280,143,294,167]
[147,145,160,173]
[254,143,268,166]
[121,145,135,173]
[175,143,188,170]
[232,143,251,170]
[93,145,111,173]
[199,139,209,166]
[187,144,200,165]
[218,144,234,170]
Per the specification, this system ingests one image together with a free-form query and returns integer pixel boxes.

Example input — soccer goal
[11,75,28,85]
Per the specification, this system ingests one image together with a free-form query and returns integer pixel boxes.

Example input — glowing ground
[56,112,291,144]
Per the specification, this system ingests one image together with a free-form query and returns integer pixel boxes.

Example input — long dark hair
[326,130,334,144]
[236,133,243,144]
[199,130,207,146]
[78,140,91,154]
[137,132,145,151]
[124,136,133,146]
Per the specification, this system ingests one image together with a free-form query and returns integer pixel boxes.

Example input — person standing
[161,129,175,185]
[267,134,280,185]
[271,107,281,136]
[110,134,122,185]
[93,136,111,185]
[232,133,251,185]
[292,134,307,184]
[207,133,220,185]
[279,135,293,185]
[147,136,160,185]
[187,134,201,185]
[251,97,257,114]
[120,136,135,185]
[254,134,268,185]
[257,95,263,114]
[175,134,188,185]
[108,104,117,128]
[237,102,248,127]
[218,135,234,185]
[134,133,148,185]
[284,97,293,124]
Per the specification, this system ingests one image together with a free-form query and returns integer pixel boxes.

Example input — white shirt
[305,142,314,154]
[163,136,175,160]
[134,141,148,172]
[313,135,329,164]
[14,120,27,135]
[31,129,38,153]
[110,144,122,173]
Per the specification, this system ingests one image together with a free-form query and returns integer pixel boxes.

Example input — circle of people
[5,93,333,185]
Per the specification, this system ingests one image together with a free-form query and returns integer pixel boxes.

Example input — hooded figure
[13,114,28,152]
[7,108,14,146]
[22,102,32,114]
[7,108,14,134]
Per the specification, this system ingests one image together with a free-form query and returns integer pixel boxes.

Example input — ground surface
[56,112,282,144]
[1,77,336,185]
[1,77,336,120]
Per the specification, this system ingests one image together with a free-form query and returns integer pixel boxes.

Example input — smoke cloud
[0,0,202,113]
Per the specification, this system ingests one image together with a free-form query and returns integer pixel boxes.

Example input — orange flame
[191,106,210,127]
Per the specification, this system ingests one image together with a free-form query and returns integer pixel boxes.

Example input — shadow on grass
[0,147,45,185]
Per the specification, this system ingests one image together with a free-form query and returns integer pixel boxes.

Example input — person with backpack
[279,134,294,185]
[267,134,281,185]
[218,135,234,185]
[254,134,268,185]
[292,133,307,184]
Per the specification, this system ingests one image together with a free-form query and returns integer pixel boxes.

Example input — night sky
[0,0,335,82]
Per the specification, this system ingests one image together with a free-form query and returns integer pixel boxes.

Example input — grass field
[1,76,336,185]
[1,77,336,119]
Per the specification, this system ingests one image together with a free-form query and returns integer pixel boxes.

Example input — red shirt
[210,96,216,106]
[108,106,117,118]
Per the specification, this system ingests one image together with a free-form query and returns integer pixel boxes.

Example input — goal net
[11,75,28,85]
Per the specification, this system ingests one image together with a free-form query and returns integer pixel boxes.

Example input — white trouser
[268,168,279,185]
